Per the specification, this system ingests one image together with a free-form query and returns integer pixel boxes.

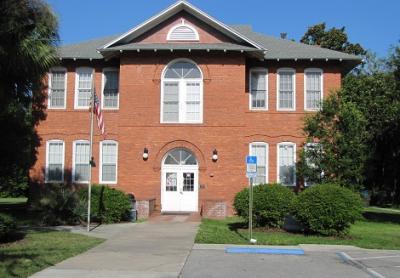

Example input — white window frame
[249,142,269,184]
[72,140,90,184]
[160,58,203,124]
[249,68,268,111]
[99,140,118,185]
[101,67,119,110]
[74,67,93,110]
[304,68,323,111]
[277,68,296,111]
[166,20,200,41]
[48,67,67,109]
[277,142,296,186]
[45,140,65,183]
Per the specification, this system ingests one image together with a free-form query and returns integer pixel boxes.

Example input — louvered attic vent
[167,20,199,41]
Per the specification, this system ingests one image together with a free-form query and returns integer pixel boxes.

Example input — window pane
[102,142,117,182]
[251,144,267,185]
[103,71,119,108]
[48,142,63,181]
[185,82,200,121]
[164,62,201,79]
[279,145,295,186]
[250,71,266,109]
[77,71,92,107]
[306,72,321,109]
[50,71,66,108]
[279,72,294,109]
[74,142,89,182]
[163,82,179,122]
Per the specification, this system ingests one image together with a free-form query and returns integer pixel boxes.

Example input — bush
[30,184,80,225]
[0,213,17,242]
[292,183,363,236]
[234,183,295,228]
[78,185,131,224]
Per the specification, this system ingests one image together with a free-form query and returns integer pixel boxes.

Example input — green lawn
[195,217,400,250]
[0,198,27,205]
[0,230,104,277]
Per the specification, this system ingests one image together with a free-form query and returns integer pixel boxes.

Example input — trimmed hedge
[78,185,131,224]
[0,213,17,242]
[234,183,295,228]
[292,183,363,236]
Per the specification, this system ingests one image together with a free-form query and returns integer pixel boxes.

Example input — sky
[46,0,400,57]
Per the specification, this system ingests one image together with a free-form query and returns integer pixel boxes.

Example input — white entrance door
[161,149,199,212]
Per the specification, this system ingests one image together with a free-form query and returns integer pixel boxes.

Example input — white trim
[160,59,203,124]
[100,1,264,50]
[249,68,268,111]
[277,68,296,111]
[74,67,94,110]
[48,67,67,109]
[276,142,296,186]
[72,140,90,184]
[101,67,120,110]
[304,68,323,111]
[99,140,118,185]
[167,20,200,41]
[249,142,269,184]
[45,139,65,183]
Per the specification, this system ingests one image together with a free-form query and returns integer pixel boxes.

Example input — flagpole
[87,77,95,232]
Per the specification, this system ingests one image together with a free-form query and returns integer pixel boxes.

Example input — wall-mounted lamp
[143,148,149,160]
[212,149,218,162]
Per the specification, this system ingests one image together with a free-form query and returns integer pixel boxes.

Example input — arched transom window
[161,60,203,123]
[167,20,199,41]
[164,148,197,165]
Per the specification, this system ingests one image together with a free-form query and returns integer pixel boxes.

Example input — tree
[300,23,366,56]
[300,44,400,205]
[0,0,59,196]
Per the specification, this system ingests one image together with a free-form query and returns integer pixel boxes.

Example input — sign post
[246,156,257,244]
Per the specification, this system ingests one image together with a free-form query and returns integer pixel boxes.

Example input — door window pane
[279,144,296,186]
[166,172,177,191]
[183,172,194,191]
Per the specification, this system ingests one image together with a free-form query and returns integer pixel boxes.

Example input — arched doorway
[161,148,199,212]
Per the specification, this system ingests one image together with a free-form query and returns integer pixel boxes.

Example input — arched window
[163,148,197,165]
[161,60,203,123]
[167,20,199,41]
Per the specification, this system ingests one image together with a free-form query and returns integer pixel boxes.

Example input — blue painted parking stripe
[225,247,304,255]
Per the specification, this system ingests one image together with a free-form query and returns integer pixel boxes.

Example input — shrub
[30,183,80,225]
[78,185,131,224]
[0,213,17,242]
[292,183,363,236]
[234,183,295,228]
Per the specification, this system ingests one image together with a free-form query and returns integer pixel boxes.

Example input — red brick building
[31,1,360,217]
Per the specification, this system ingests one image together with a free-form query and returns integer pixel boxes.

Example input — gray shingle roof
[58,25,361,62]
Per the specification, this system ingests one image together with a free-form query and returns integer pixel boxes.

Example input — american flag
[93,94,105,136]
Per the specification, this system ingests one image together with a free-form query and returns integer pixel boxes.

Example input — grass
[0,198,27,205]
[195,217,400,250]
[0,230,104,278]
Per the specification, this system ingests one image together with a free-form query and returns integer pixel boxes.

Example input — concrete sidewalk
[31,216,199,278]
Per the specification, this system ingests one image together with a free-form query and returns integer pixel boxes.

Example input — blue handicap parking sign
[246,156,257,178]
[246,156,257,164]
